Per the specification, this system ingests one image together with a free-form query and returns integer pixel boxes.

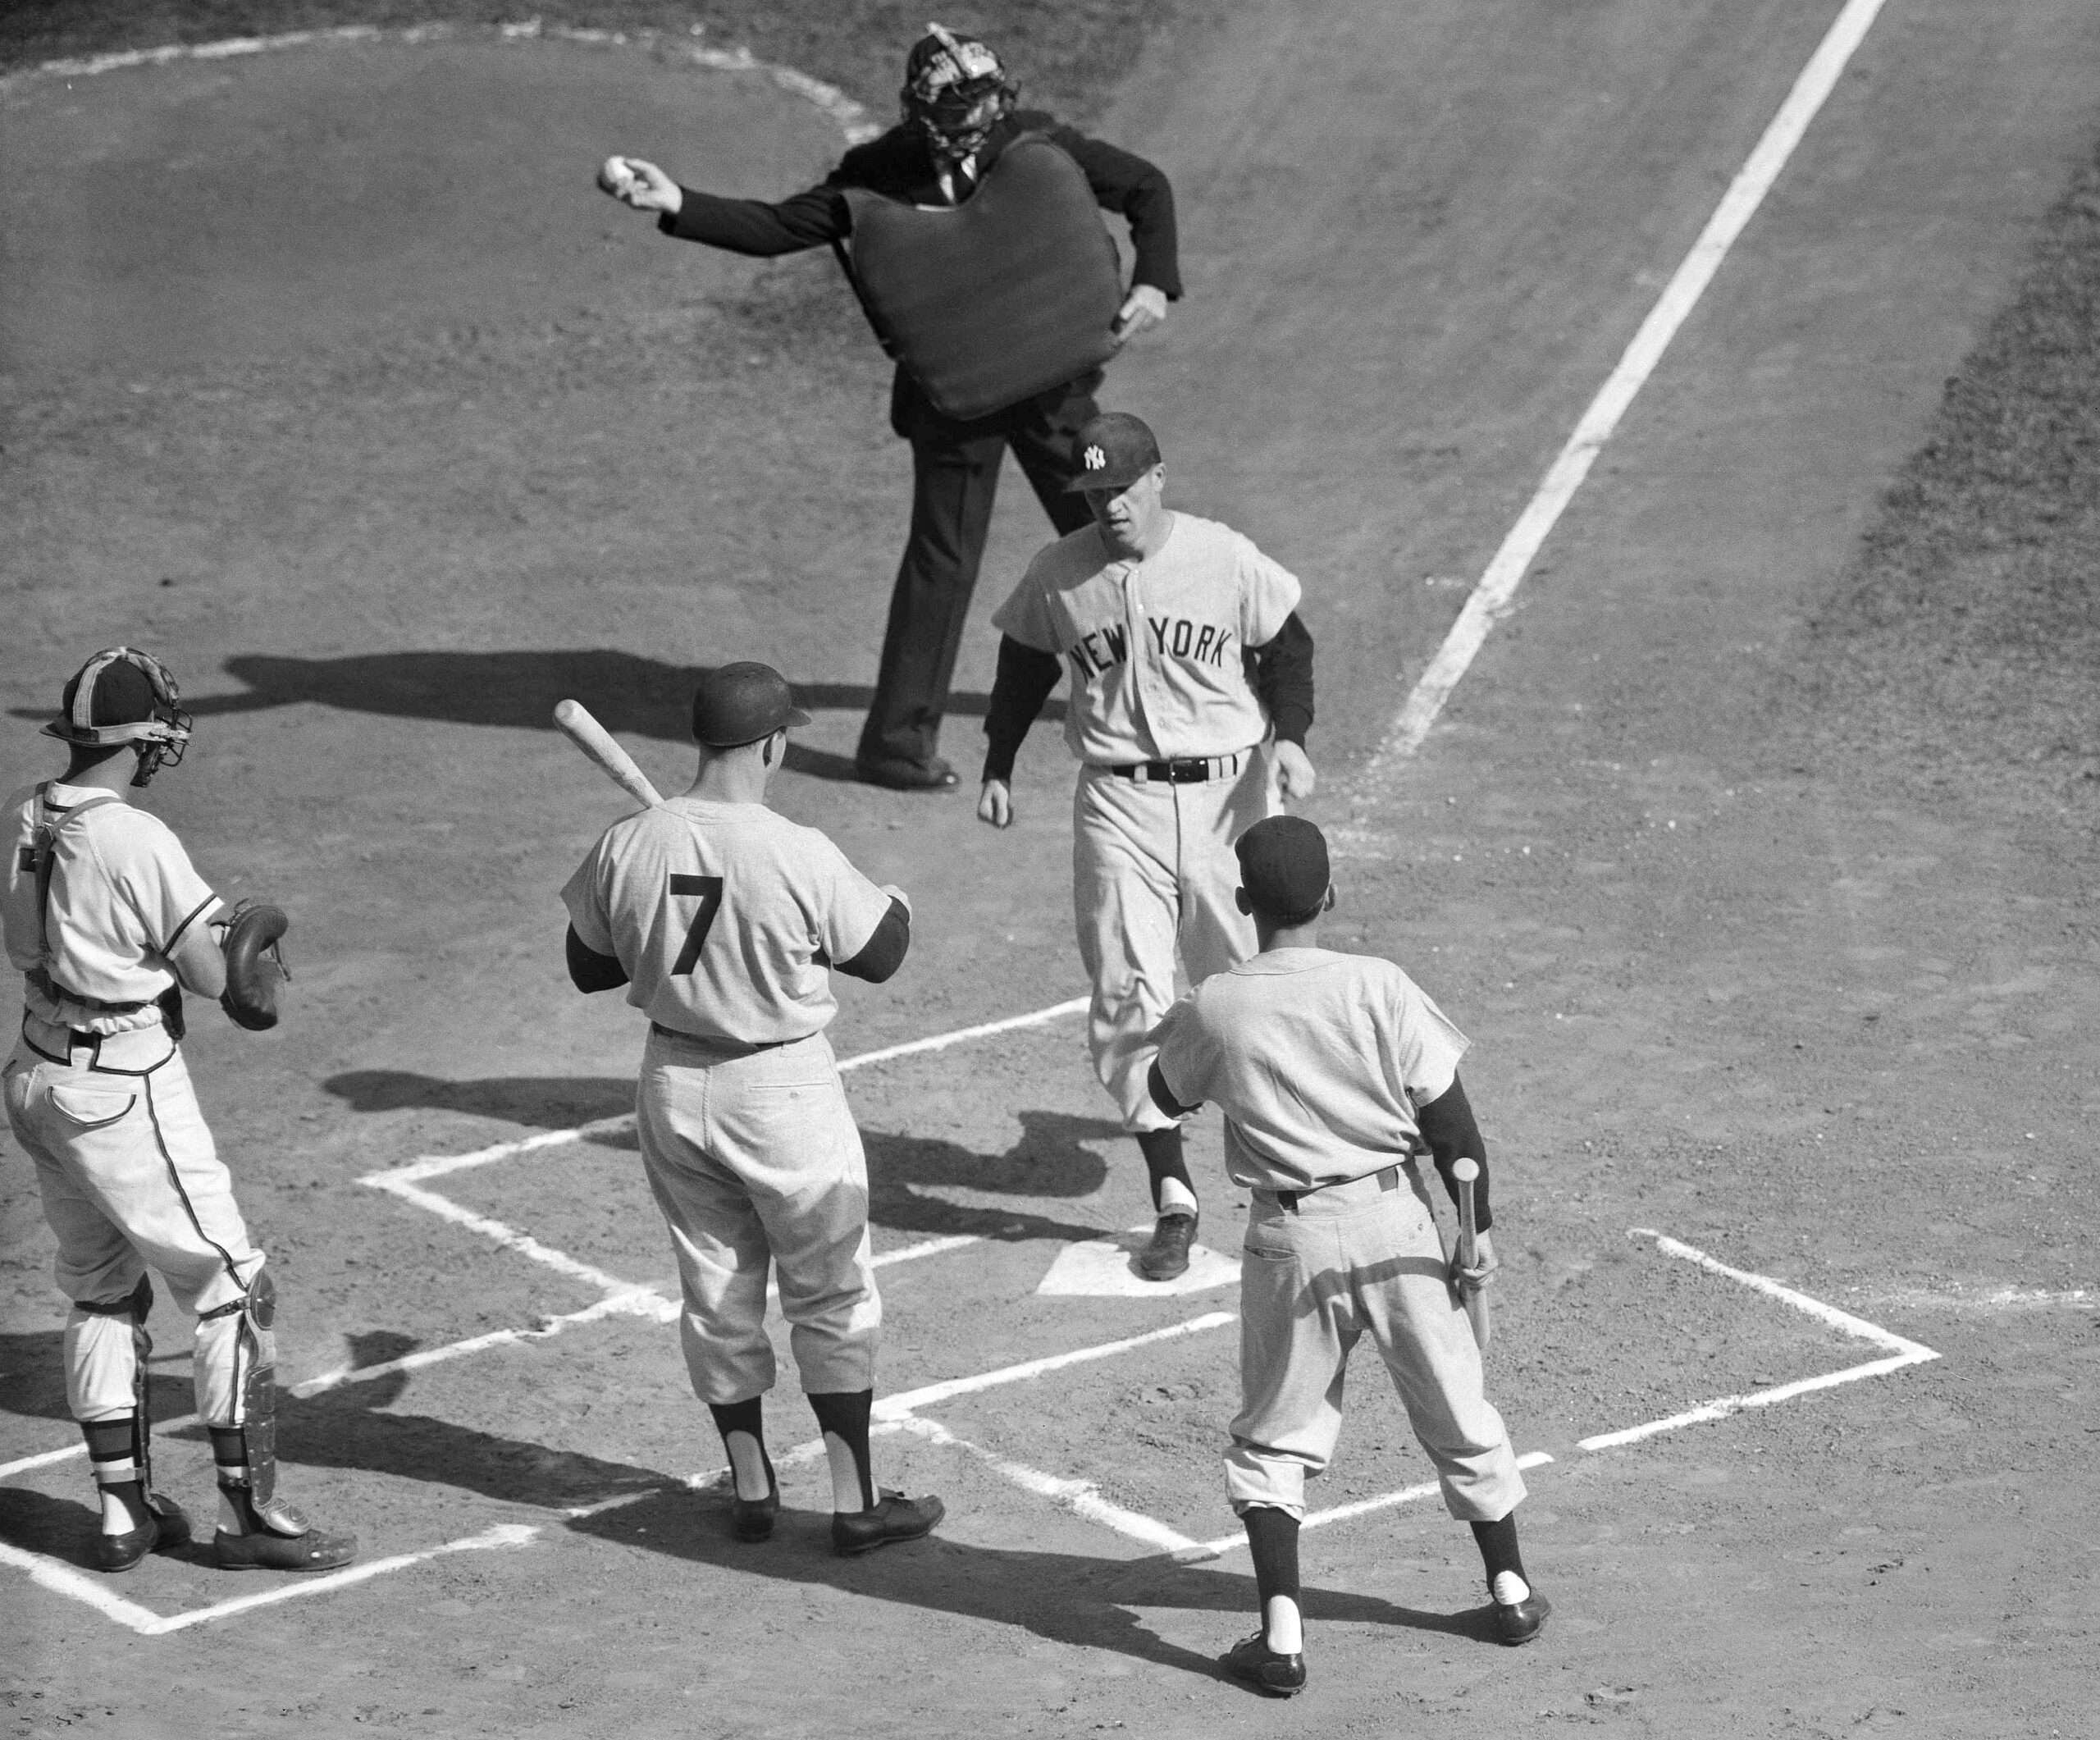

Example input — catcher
[2,648,354,1573]
[600,24,1180,792]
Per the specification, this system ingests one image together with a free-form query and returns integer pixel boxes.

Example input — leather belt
[650,1022,790,1053]
[1270,1164,1403,1213]
[1105,752,1242,785]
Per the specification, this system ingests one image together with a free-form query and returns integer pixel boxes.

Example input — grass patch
[1788,139,2100,822]
[0,0,1230,121]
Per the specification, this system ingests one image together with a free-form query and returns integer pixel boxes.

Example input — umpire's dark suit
[660,112,1181,785]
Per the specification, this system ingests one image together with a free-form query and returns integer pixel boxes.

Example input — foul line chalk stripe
[1630,1228,1937,1357]
[363,997,1090,1187]
[0,1539,167,1633]
[879,1310,1238,1418]
[895,1415,1208,1555]
[364,1177,638,1295]
[1361,0,1890,776]
[0,1523,536,1637]
[1575,1229,1938,1451]
[14,23,880,143]
[1180,1451,1558,1562]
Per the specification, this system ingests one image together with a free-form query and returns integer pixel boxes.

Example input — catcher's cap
[43,647,191,751]
[1065,412,1163,493]
[691,662,811,748]
[904,24,1007,114]
[1235,815,1331,921]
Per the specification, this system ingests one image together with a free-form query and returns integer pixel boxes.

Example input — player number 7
[669,874,724,973]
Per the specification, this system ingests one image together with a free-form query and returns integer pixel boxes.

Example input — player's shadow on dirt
[0,1331,71,1425]
[323,1069,635,1130]
[22,652,1059,779]
[568,1488,1498,1682]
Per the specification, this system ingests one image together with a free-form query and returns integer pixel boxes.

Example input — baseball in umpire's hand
[600,155,683,215]
[1273,740,1317,802]
[976,779,1014,829]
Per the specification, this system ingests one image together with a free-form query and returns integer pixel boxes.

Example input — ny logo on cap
[1083,445,1107,471]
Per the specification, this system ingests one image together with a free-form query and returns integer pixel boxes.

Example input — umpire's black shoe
[731,1475,779,1543]
[1492,1588,1551,1645]
[832,1490,944,1556]
[856,755,959,792]
[1221,1632,1307,1697]
[95,1492,190,1573]
[1137,1211,1198,1282]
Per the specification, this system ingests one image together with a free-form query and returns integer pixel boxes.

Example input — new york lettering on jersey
[993,513,1300,763]
[560,801,892,1045]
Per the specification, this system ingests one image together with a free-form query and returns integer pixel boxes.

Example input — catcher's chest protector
[840,135,1124,422]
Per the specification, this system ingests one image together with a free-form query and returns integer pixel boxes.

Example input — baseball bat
[1453,1158,1491,1350]
[553,699,666,810]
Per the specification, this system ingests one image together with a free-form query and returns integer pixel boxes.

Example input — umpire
[603,25,1181,791]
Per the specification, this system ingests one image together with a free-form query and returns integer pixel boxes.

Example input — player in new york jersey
[976,413,1316,1281]
[561,663,943,1555]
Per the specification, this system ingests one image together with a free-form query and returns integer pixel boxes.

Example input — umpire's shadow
[321,1070,1124,1246]
[567,1491,1493,1681]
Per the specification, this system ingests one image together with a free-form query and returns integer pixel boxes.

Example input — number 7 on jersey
[669,874,724,972]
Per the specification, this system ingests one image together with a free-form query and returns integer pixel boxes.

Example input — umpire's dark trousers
[856,368,1102,775]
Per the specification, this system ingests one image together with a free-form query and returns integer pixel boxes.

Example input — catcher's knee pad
[72,1276,156,1488]
[203,1267,307,1533]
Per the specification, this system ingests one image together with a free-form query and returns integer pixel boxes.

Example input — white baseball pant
[5,1022,263,1426]
[1226,1163,1528,1522]
[636,1027,881,1404]
[1072,752,1269,1132]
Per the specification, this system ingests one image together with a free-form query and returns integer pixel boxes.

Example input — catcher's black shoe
[1492,1588,1551,1645]
[1221,1632,1306,1697]
[95,1492,191,1573]
[731,1474,779,1543]
[1136,1211,1198,1282]
[832,1490,944,1556]
[214,1519,358,1573]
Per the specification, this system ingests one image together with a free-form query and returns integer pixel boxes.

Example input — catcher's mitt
[219,900,291,1030]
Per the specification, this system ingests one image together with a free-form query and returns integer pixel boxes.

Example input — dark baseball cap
[690,661,811,747]
[1063,412,1163,493]
[43,647,188,748]
[1235,815,1331,920]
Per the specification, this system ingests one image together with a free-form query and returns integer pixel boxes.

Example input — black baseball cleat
[214,1518,358,1573]
[832,1490,945,1556]
[1221,1631,1307,1697]
[856,756,959,792]
[1136,1211,1198,1282]
[731,1475,779,1543]
[1492,1588,1551,1645]
[95,1493,191,1573]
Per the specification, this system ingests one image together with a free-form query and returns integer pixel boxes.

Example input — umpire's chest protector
[839,136,1124,422]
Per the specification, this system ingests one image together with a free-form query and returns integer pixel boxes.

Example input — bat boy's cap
[1064,412,1163,492]
[1235,815,1331,920]
[692,662,811,747]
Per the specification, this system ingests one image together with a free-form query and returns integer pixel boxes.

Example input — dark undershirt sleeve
[836,897,911,984]
[1415,1073,1492,1232]
[1247,612,1316,748]
[1148,1060,1200,1120]
[981,637,1066,783]
[565,924,630,994]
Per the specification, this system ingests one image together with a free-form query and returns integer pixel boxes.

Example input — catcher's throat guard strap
[838,135,1123,422]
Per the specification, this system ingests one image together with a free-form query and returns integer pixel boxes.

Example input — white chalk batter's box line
[2,991,1938,1634]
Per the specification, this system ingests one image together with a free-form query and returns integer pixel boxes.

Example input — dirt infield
[4,5,2099,1737]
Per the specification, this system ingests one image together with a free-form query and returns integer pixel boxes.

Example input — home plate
[1035,1225,1241,1296]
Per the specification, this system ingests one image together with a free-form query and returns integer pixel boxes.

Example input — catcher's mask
[43,647,193,787]
[901,23,1016,162]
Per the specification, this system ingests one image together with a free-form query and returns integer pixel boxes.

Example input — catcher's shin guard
[206,1272,357,1570]
[206,1269,305,1535]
